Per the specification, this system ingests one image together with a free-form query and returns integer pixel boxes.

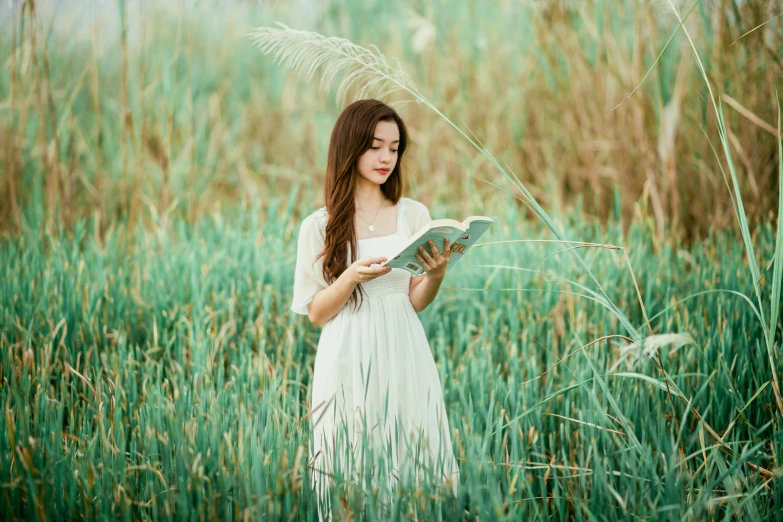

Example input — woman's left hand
[416,238,451,280]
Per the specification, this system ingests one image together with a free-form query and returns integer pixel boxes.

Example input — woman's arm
[307,271,358,327]
[408,238,450,313]
[308,256,391,326]
[409,273,444,313]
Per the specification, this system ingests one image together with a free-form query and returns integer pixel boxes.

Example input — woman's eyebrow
[373,137,400,144]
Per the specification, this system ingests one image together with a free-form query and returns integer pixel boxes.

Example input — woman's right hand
[347,256,392,285]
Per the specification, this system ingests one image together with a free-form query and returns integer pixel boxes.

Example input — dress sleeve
[290,212,330,316]
[408,198,432,235]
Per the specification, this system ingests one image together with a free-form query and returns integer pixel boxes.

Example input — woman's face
[356,120,400,186]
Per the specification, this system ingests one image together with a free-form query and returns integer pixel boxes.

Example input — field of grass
[1,0,782,520]
[2,188,782,519]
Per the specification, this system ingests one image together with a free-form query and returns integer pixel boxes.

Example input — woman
[290,99,459,520]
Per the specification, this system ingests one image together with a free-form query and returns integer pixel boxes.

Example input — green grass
[1,188,781,520]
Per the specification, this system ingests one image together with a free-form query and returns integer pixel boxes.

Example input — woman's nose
[380,148,390,162]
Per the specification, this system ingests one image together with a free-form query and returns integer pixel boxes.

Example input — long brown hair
[316,99,409,313]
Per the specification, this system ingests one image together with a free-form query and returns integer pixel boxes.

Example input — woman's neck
[354,184,387,209]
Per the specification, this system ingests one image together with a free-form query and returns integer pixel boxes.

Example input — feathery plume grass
[247,22,418,108]
[609,332,696,373]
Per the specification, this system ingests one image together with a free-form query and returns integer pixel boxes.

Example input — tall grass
[1,189,781,519]
[0,0,780,240]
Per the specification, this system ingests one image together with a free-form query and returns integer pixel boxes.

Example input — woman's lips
[376,168,390,173]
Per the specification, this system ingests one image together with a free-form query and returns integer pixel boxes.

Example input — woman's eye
[392,150,398,154]
[370,147,379,150]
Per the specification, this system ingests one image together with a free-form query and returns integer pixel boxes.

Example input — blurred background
[1,0,780,242]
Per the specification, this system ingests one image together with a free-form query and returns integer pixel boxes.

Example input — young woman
[290,99,459,520]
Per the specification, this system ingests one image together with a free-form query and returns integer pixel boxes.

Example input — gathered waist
[356,269,410,299]
[330,285,411,322]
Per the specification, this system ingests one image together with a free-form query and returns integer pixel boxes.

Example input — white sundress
[290,197,460,520]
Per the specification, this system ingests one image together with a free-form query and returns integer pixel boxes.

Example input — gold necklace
[355,203,382,231]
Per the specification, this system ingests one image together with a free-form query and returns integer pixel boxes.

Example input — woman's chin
[359,173,391,185]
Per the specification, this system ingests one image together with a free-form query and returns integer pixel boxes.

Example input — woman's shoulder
[300,207,328,232]
[303,206,327,220]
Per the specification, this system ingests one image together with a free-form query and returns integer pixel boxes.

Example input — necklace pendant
[368,225,374,232]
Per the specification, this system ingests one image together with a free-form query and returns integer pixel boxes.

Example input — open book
[381,216,494,275]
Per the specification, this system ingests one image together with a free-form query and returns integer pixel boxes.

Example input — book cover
[381,216,494,275]
[446,216,494,270]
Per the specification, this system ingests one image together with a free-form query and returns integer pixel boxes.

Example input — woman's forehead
[373,120,400,142]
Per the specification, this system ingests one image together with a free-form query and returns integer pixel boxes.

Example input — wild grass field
[1,0,782,520]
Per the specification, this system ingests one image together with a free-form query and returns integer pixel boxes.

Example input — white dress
[290,197,460,520]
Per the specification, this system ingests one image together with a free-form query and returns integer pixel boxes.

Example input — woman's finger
[419,244,434,263]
